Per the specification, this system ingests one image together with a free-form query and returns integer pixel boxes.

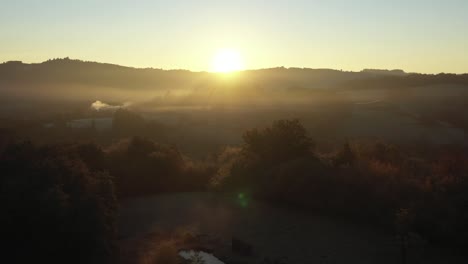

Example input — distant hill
[1,58,467,90]
[0,58,199,91]
[1,58,467,103]
[0,58,467,143]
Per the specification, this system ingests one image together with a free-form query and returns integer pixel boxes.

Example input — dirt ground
[118,192,467,264]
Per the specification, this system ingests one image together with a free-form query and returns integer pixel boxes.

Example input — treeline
[212,120,468,250]
[2,109,169,147]
[344,72,468,90]
[6,109,231,157]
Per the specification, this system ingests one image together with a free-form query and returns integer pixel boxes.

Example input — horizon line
[1,57,467,75]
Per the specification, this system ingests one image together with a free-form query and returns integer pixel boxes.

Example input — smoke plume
[90,100,131,111]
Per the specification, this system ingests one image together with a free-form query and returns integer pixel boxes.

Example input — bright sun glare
[211,49,244,73]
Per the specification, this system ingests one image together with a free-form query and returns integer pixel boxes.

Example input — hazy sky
[1,0,467,73]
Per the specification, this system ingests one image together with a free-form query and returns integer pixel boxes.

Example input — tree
[218,119,316,192]
[242,119,313,164]
[334,141,355,167]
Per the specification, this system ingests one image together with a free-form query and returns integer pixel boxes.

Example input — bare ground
[118,192,466,264]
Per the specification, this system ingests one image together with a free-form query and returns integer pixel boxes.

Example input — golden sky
[1,0,468,73]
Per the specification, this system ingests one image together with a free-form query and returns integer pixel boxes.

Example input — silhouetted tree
[242,119,313,164]
[333,141,355,167]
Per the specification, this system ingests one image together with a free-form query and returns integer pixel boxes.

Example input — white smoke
[90,100,131,111]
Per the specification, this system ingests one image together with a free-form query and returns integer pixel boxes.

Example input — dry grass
[145,240,179,264]
[119,228,206,264]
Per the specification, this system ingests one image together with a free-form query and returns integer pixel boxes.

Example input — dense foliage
[1,115,467,261]
[106,137,215,197]
[214,119,468,249]
[0,142,117,263]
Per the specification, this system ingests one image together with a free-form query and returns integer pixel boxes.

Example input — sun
[211,49,244,73]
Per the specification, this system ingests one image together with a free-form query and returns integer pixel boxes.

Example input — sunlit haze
[211,49,244,72]
[2,2,468,264]
[1,0,468,73]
